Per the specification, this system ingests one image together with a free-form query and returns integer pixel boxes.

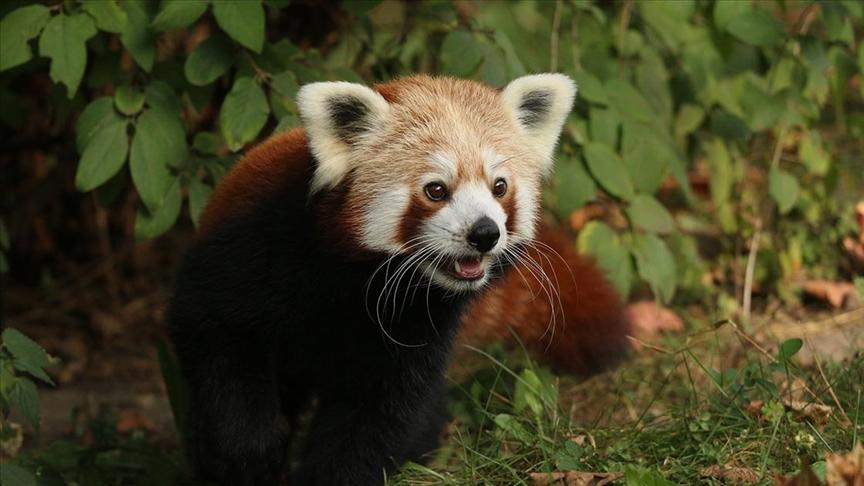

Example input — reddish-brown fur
[198,79,630,376]
[459,224,630,374]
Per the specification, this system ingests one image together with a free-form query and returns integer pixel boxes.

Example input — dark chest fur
[167,188,475,485]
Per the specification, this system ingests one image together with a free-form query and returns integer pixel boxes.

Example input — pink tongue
[455,257,483,279]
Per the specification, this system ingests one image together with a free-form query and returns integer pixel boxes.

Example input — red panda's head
[297,75,576,292]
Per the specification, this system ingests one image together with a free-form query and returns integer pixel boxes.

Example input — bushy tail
[458,223,631,376]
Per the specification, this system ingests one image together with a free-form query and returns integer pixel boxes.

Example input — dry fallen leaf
[802,280,857,308]
[825,443,864,486]
[569,203,604,232]
[774,461,823,486]
[530,471,623,486]
[784,400,833,425]
[0,422,23,459]
[700,464,760,484]
[843,237,864,267]
[746,400,765,419]
[624,301,684,343]
[116,410,155,434]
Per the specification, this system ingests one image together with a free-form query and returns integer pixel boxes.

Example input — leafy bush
[3,0,860,308]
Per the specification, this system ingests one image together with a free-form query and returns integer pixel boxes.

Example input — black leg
[401,385,449,464]
[291,380,445,486]
[179,330,288,485]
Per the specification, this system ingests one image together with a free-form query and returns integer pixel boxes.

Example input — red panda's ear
[297,82,391,193]
[501,74,577,171]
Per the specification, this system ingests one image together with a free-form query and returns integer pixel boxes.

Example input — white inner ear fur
[297,81,390,193]
[501,73,577,173]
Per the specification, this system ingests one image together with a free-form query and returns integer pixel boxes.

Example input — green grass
[5,316,861,485]
[390,318,864,485]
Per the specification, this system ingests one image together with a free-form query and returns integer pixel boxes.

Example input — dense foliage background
[1,0,862,484]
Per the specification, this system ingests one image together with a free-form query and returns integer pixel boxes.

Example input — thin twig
[550,0,563,72]
[770,127,787,170]
[617,0,633,55]
[570,16,581,69]
[742,219,762,325]
[808,337,853,425]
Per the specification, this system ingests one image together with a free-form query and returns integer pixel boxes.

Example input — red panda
[168,74,629,485]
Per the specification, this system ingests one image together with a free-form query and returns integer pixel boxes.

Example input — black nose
[467,217,500,253]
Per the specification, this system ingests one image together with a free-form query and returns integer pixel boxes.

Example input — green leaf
[624,465,676,486]
[152,0,209,31]
[705,137,733,207]
[75,117,130,192]
[589,107,620,148]
[583,143,635,201]
[555,160,596,216]
[192,132,221,155]
[0,463,37,486]
[854,277,864,298]
[605,78,654,124]
[134,179,182,240]
[493,414,532,443]
[188,178,213,228]
[271,70,299,116]
[131,109,187,211]
[621,122,669,195]
[2,328,54,386]
[513,369,544,418]
[219,77,270,152]
[627,195,675,234]
[212,0,265,53]
[778,338,803,362]
[38,13,98,98]
[571,68,607,105]
[481,44,508,86]
[713,0,751,31]
[440,31,484,77]
[725,9,785,47]
[769,167,799,214]
[674,103,704,138]
[632,233,677,303]
[82,0,128,33]
[184,33,236,86]
[114,85,145,115]
[274,114,299,133]
[145,80,182,115]
[799,131,831,176]
[120,1,156,72]
[76,97,120,152]
[9,377,40,430]
[578,221,633,297]
[0,5,51,71]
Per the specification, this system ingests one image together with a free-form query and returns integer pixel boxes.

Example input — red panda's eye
[492,178,507,197]
[424,182,448,201]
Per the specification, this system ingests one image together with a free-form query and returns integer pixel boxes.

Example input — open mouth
[448,256,486,281]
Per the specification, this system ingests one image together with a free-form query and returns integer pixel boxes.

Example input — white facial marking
[423,181,507,255]
[482,148,507,178]
[429,152,458,182]
[360,186,410,252]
